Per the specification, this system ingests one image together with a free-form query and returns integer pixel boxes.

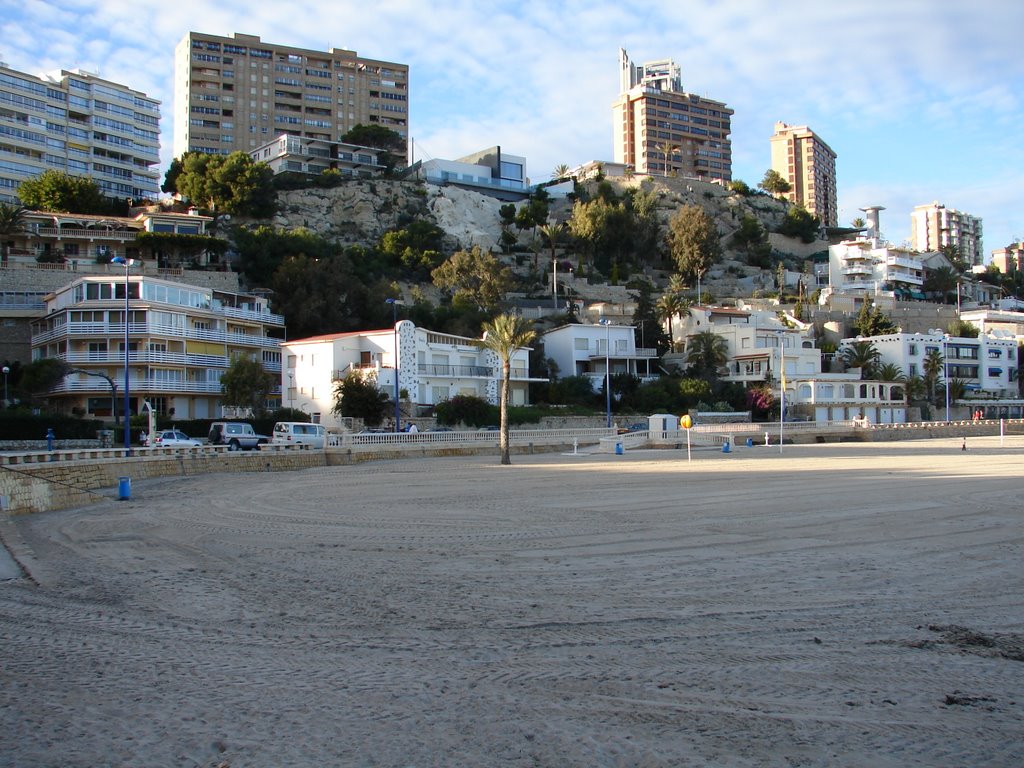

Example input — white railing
[32,321,283,348]
[330,427,615,450]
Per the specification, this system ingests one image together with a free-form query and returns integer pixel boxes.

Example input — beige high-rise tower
[612,49,733,181]
[769,122,837,227]
[173,32,408,164]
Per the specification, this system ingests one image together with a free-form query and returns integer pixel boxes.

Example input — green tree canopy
[175,151,276,217]
[777,204,820,243]
[759,169,792,195]
[947,319,979,338]
[378,219,446,278]
[666,204,721,283]
[219,356,275,415]
[332,372,390,426]
[852,298,898,336]
[431,246,513,312]
[340,124,405,171]
[270,251,370,338]
[0,203,28,263]
[234,225,338,286]
[629,279,671,355]
[17,170,109,214]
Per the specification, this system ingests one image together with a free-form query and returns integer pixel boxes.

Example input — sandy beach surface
[1,438,1022,767]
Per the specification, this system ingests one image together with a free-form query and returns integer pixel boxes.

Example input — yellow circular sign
[680,415,692,429]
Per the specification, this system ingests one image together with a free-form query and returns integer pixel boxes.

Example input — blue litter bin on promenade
[746,437,754,448]
[615,441,624,455]
[722,440,731,453]
[118,477,131,500]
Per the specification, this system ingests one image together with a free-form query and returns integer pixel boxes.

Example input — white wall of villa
[542,323,657,391]
[282,321,540,429]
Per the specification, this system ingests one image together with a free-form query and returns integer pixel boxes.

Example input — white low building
[852,331,1018,397]
[541,322,658,391]
[282,321,543,429]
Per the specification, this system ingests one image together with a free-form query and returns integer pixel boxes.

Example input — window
[574,338,588,350]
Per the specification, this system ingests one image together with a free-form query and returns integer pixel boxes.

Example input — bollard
[722,440,731,453]
[118,476,131,500]
[614,441,624,455]
[746,438,754,448]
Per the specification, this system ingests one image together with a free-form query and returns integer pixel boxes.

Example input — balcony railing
[32,321,283,349]
[51,378,282,395]
[418,363,493,377]
[58,350,281,372]
[29,226,139,241]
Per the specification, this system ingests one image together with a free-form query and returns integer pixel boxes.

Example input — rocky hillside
[269,175,827,299]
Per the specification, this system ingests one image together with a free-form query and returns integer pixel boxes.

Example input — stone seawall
[0,451,326,516]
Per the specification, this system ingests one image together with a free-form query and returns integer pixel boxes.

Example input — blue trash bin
[722,440,731,454]
[614,441,624,455]
[118,476,131,500]
[746,438,754,448]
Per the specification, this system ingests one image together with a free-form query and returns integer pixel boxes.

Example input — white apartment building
[769,122,837,227]
[668,305,820,386]
[31,274,284,420]
[990,243,1023,276]
[910,201,984,267]
[846,331,1018,398]
[787,376,908,424]
[173,32,408,163]
[282,322,543,429]
[420,146,529,196]
[1,62,161,204]
[541,322,658,391]
[249,133,386,178]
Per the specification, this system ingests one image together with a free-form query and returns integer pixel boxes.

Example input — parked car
[152,429,203,447]
[618,422,648,434]
[271,421,327,448]
[208,422,269,451]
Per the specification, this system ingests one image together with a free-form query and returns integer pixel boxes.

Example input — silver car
[152,429,203,447]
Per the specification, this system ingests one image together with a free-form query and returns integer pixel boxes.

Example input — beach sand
[1,438,1022,767]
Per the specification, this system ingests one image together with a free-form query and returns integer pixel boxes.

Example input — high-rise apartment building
[611,49,733,181]
[0,62,161,204]
[910,201,984,266]
[769,122,837,227]
[173,32,408,165]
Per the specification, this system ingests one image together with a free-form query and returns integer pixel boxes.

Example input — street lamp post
[600,319,612,428]
[110,257,135,451]
[2,365,8,405]
[777,330,785,453]
[386,298,402,432]
[943,333,951,422]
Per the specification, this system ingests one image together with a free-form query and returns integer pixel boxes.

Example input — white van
[271,421,327,448]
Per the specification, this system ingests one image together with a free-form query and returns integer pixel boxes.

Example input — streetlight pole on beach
[600,318,612,429]
[110,256,135,452]
[386,298,403,432]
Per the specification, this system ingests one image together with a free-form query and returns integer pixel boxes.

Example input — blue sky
[2,0,1022,257]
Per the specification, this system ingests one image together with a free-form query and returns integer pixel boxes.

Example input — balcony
[58,350,281,372]
[30,226,138,241]
[418,363,493,377]
[32,321,283,349]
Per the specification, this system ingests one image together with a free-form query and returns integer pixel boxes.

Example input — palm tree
[479,313,537,465]
[923,348,945,405]
[538,220,563,271]
[667,273,689,296]
[841,340,880,379]
[655,292,690,351]
[903,374,927,405]
[0,202,28,266]
[875,362,904,381]
[686,330,729,379]
[551,164,570,182]
[657,142,680,177]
